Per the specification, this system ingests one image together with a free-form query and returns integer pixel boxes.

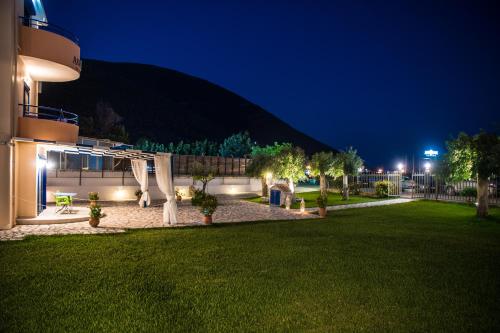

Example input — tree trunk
[342,174,349,200]
[319,173,327,197]
[476,177,489,218]
[288,179,295,194]
[202,181,207,193]
[261,177,268,197]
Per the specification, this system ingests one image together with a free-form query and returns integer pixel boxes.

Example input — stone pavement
[0,197,416,241]
[305,198,415,212]
[0,197,318,241]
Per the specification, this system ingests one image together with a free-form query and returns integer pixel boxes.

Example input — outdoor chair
[55,195,71,214]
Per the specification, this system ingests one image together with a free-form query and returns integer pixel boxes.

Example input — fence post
[121,158,125,186]
[79,155,82,186]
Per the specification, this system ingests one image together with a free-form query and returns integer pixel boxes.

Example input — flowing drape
[131,159,151,208]
[154,154,178,225]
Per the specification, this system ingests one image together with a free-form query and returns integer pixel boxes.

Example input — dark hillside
[40,59,334,153]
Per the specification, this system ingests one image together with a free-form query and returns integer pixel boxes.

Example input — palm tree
[336,147,363,200]
[310,151,335,197]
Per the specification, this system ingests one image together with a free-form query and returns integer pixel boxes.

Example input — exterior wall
[46,173,261,202]
[15,142,38,218]
[17,57,38,115]
[0,0,22,229]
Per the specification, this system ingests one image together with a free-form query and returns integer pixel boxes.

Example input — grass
[246,190,386,208]
[1,201,500,332]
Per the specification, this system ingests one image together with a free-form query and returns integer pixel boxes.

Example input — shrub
[200,194,218,216]
[88,192,99,200]
[191,189,206,206]
[316,195,328,208]
[89,205,102,218]
[349,182,361,195]
[375,181,393,198]
[460,187,477,197]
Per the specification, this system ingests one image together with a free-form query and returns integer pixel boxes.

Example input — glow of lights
[46,161,55,169]
[36,158,47,169]
[228,186,237,195]
[424,149,439,157]
[265,172,273,178]
[424,162,431,172]
[397,163,404,171]
[377,169,383,174]
[299,198,306,213]
[114,187,126,200]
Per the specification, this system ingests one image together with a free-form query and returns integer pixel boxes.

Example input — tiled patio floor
[0,197,318,241]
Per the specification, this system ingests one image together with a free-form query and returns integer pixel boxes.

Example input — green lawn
[246,190,386,208]
[1,201,500,332]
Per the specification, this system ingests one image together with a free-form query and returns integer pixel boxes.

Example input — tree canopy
[219,132,254,157]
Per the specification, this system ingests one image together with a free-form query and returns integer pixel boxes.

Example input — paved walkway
[0,197,415,241]
[305,198,415,212]
[0,197,318,241]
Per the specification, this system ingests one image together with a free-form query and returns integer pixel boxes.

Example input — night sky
[45,0,500,169]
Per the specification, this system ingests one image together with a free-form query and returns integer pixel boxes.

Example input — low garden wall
[46,171,260,202]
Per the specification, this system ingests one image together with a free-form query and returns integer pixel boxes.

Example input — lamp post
[424,162,431,173]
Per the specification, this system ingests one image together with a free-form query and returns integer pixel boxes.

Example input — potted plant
[200,194,218,224]
[89,205,102,227]
[316,195,328,217]
[175,188,182,202]
[134,189,142,201]
[88,192,99,207]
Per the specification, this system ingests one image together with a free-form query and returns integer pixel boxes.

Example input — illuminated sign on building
[424,149,438,157]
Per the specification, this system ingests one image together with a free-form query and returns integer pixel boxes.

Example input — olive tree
[274,146,306,194]
[247,143,291,196]
[191,161,216,193]
[444,132,500,217]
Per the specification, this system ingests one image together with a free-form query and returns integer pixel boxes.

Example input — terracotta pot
[89,200,98,207]
[176,195,182,202]
[203,215,212,224]
[318,207,327,218]
[89,217,100,227]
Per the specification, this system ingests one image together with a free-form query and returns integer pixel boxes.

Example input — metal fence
[410,174,499,204]
[352,173,402,197]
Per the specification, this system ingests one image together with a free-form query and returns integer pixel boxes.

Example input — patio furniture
[54,192,76,214]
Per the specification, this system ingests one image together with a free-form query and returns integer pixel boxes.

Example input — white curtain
[154,154,178,225]
[131,159,151,208]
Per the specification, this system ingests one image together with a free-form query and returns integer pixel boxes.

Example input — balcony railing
[19,16,79,45]
[19,104,79,125]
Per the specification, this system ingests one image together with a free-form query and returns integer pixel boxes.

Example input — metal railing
[19,104,79,125]
[19,16,79,45]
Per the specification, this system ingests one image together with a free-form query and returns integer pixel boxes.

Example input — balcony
[17,105,79,143]
[18,17,81,82]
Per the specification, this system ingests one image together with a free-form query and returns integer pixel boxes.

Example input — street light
[397,163,404,173]
[424,162,431,173]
